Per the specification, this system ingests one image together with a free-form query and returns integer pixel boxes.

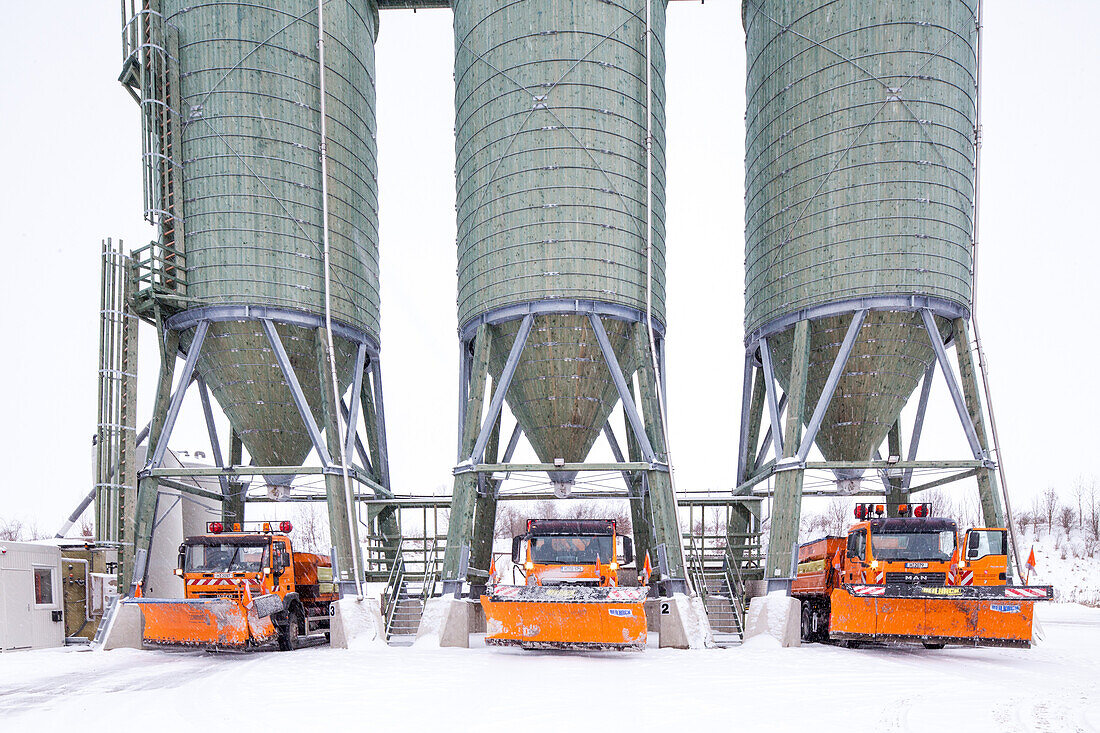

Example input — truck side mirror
[967,548,980,560]
[622,537,634,565]
[511,536,524,564]
[274,551,290,573]
[177,544,186,571]
[968,532,981,550]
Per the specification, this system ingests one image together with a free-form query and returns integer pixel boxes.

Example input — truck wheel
[278,610,300,651]
[800,603,813,643]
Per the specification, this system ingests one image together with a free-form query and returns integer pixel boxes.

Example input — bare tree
[1041,487,1059,535]
[1014,510,1030,538]
[1074,477,1088,530]
[78,515,94,538]
[1059,505,1075,536]
[293,504,328,554]
[824,497,852,535]
[0,517,24,541]
[921,489,956,522]
[1089,480,1099,541]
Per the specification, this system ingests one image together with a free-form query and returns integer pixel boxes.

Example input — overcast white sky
[1,1,1098,532]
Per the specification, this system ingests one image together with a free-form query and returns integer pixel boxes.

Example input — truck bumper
[829,584,1051,648]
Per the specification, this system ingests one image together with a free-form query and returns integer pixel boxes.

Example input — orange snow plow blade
[481,585,648,651]
[129,595,279,650]
[830,584,1052,648]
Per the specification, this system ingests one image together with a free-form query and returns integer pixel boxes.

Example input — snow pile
[330,596,386,650]
[674,594,715,649]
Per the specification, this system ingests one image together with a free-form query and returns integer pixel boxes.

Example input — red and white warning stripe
[491,585,523,599]
[1005,587,1047,599]
[875,571,885,584]
[605,587,647,602]
[946,567,956,585]
[959,570,974,586]
[850,585,885,596]
[186,578,262,590]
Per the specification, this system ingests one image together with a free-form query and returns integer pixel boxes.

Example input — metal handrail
[381,539,407,638]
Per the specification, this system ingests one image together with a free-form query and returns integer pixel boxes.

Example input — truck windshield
[185,543,269,573]
[871,531,955,562]
[529,536,613,564]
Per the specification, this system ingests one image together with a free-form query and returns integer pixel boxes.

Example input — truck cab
[510,519,633,587]
[176,521,297,600]
[843,505,957,585]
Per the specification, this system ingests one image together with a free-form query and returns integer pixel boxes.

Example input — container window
[34,567,54,606]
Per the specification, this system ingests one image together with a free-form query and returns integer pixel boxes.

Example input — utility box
[0,542,65,652]
[52,541,119,640]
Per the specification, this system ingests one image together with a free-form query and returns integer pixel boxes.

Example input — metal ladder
[120,0,187,316]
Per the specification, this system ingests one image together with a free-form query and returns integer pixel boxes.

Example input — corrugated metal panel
[167,0,381,337]
[455,0,667,328]
[743,0,977,462]
[163,0,380,469]
[744,0,976,332]
[453,0,666,465]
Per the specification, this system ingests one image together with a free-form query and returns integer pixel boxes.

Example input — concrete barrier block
[743,592,801,647]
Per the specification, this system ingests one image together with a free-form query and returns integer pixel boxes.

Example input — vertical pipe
[318,0,362,601]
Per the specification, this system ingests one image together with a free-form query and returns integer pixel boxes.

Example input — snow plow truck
[481,519,649,650]
[125,521,338,651]
[793,503,1052,648]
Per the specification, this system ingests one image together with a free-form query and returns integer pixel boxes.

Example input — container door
[3,570,34,650]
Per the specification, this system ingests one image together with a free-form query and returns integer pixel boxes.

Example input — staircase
[698,564,744,645]
[376,536,445,646]
[683,525,764,647]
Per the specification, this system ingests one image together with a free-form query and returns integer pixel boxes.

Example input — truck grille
[884,572,946,585]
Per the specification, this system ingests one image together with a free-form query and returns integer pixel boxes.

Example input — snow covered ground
[1,603,1097,732]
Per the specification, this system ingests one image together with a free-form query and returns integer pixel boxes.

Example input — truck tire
[278,609,300,651]
[800,603,814,643]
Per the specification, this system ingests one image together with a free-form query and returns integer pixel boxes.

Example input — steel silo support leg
[443,325,492,595]
[468,413,502,593]
[224,430,245,527]
[126,326,180,594]
[764,319,811,583]
[629,324,687,594]
[738,358,767,486]
[952,318,1006,528]
[884,420,907,516]
[314,329,362,592]
[360,370,382,480]
[623,381,655,569]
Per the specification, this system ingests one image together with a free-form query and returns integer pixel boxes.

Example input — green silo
[120,0,392,592]
[454,0,667,472]
[739,0,1004,580]
[163,0,381,475]
[443,0,690,594]
[743,0,976,467]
